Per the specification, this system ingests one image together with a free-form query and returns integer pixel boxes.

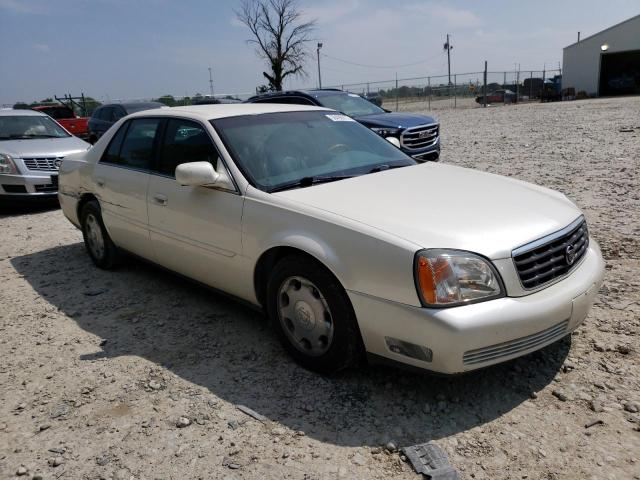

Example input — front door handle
[152,194,168,206]
[96,178,105,187]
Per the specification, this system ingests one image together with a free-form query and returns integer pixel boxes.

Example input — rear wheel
[267,255,363,374]
[80,200,120,269]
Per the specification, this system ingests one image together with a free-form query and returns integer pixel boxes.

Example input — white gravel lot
[1,96,639,480]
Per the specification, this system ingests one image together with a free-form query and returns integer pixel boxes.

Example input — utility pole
[317,43,323,89]
[444,34,452,102]
[208,67,214,97]
[483,61,487,108]
[515,63,520,103]
[577,31,581,42]
[444,34,452,85]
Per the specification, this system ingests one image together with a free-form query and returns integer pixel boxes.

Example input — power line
[321,51,444,69]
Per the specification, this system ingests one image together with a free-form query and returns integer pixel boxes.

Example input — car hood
[274,163,582,259]
[0,136,90,158]
[353,112,437,129]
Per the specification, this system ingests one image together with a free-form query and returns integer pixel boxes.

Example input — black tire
[266,254,363,374]
[80,200,121,269]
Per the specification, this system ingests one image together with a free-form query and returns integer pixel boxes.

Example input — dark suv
[88,102,164,143]
[247,89,440,161]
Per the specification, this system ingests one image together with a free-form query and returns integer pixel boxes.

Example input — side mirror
[175,161,219,186]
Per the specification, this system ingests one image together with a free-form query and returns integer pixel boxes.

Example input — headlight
[414,249,504,307]
[0,153,18,174]
[371,127,401,138]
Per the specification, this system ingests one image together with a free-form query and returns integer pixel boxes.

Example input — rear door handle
[153,194,168,206]
[96,178,105,187]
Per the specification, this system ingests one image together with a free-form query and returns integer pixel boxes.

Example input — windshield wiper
[1,134,59,140]
[269,175,355,193]
[368,164,409,173]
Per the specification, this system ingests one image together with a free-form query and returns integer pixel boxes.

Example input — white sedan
[58,104,604,374]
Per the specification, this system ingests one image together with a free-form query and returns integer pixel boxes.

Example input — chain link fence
[323,68,562,112]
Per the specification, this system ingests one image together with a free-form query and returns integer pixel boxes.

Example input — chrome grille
[400,124,439,150]
[463,320,568,365]
[22,157,62,171]
[513,218,588,290]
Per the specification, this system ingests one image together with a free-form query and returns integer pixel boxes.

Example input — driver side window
[155,119,219,177]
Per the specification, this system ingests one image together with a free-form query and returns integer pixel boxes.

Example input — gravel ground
[1,96,639,480]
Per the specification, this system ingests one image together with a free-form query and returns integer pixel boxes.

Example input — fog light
[385,136,401,148]
[385,337,433,362]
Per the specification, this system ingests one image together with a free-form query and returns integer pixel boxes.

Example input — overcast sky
[1,0,638,105]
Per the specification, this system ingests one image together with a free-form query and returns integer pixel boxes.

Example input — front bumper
[0,173,58,198]
[402,136,440,162]
[349,240,605,374]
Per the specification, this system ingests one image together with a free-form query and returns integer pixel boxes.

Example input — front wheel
[266,255,363,374]
[80,200,120,269]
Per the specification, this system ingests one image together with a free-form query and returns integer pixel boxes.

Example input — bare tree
[236,0,316,91]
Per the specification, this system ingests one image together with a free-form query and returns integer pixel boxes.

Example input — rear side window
[101,122,129,164]
[112,106,126,121]
[156,119,218,176]
[91,107,102,119]
[100,118,161,170]
[99,107,112,121]
[46,107,74,119]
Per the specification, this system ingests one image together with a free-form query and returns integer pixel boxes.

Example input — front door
[147,118,245,295]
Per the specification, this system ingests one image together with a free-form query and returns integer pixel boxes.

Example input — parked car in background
[193,97,243,105]
[247,89,440,161]
[59,104,604,374]
[541,75,562,102]
[475,89,517,104]
[0,109,89,203]
[88,102,164,143]
[32,104,89,139]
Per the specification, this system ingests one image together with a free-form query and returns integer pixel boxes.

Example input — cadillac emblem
[565,245,576,265]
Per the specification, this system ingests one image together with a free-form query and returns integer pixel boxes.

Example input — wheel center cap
[294,301,315,330]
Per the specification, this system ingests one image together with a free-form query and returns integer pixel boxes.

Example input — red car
[32,105,89,139]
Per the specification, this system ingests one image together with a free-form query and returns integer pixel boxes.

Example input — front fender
[242,192,422,307]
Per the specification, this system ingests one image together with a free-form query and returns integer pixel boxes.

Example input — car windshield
[212,111,416,192]
[318,93,385,117]
[0,115,70,140]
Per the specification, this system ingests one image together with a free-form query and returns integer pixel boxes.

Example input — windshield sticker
[325,114,355,122]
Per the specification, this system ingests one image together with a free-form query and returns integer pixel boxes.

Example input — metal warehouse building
[562,15,640,97]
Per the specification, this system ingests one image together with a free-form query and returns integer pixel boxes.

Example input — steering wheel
[266,140,309,177]
[328,143,349,155]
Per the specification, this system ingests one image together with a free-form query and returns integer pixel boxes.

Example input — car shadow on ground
[11,243,569,448]
[0,200,59,218]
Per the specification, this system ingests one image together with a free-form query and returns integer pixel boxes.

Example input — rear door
[146,117,245,294]
[93,117,162,257]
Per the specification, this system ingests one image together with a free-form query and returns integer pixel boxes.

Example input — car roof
[97,102,165,109]
[0,109,47,117]
[126,103,331,121]
[247,89,349,102]
[32,104,69,109]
